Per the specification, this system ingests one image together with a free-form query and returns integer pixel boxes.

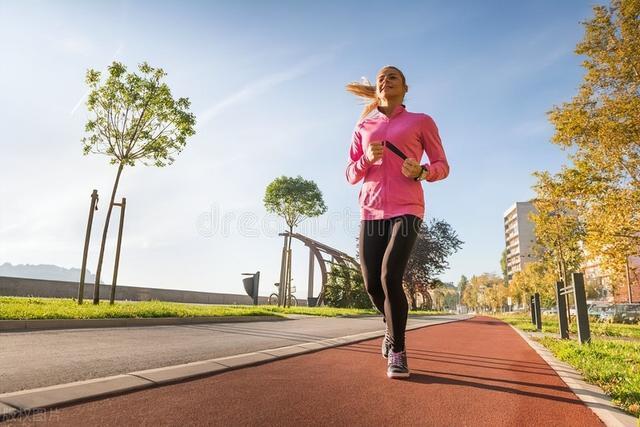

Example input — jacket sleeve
[420,115,449,182]
[345,124,372,185]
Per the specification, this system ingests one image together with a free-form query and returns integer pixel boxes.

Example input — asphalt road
[0,314,464,393]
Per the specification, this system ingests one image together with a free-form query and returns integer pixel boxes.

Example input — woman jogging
[345,65,449,379]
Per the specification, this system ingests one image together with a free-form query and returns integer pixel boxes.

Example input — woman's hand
[402,158,422,179]
[365,141,384,163]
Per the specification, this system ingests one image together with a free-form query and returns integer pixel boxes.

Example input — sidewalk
[2,317,610,426]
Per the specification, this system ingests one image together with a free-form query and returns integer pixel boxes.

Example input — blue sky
[0,0,596,297]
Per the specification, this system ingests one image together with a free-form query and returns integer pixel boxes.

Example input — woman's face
[376,67,407,100]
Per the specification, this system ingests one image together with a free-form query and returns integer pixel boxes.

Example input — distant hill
[0,262,103,283]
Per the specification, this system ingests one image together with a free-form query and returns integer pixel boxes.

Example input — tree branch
[93,98,118,160]
[129,121,176,159]
[124,76,160,159]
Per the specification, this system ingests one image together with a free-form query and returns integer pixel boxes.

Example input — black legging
[359,214,422,352]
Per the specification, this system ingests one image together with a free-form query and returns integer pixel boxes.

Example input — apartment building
[504,202,539,281]
[583,255,640,303]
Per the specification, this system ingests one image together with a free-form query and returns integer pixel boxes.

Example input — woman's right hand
[365,141,384,163]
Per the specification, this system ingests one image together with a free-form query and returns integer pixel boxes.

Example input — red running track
[3,317,604,426]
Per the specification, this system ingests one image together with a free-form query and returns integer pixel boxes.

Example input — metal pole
[530,295,536,325]
[307,247,314,301]
[534,292,542,332]
[555,281,569,339]
[278,234,288,307]
[253,271,260,306]
[110,198,126,305]
[79,190,98,304]
[572,272,591,344]
[286,248,292,307]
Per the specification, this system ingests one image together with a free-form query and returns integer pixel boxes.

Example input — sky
[0,0,597,299]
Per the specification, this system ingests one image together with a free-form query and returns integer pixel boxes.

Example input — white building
[504,202,539,281]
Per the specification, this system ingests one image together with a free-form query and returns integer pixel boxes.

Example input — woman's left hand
[402,158,422,179]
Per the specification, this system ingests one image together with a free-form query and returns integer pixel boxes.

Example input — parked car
[600,304,640,324]
[588,303,614,322]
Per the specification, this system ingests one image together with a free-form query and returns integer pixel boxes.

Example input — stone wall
[0,276,308,305]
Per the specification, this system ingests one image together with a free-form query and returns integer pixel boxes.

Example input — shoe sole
[387,371,410,379]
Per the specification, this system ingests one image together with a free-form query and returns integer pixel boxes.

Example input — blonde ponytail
[345,81,379,122]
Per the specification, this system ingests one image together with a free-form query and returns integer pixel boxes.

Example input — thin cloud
[198,51,335,125]
[511,118,552,138]
[70,43,125,116]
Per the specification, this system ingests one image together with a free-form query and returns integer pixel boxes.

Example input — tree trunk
[556,241,571,324]
[626,255,633,303]
[93,163,125,305]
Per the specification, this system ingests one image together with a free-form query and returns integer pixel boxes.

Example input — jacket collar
[374,104,406,120]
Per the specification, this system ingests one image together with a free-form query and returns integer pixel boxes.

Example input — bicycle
[268,282,298,306]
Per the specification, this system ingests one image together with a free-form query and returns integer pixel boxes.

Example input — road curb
[508,324,638,427]
[0,315,289,332]
[0,315,470,421]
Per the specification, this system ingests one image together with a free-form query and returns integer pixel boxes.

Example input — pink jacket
[346,105,449,220]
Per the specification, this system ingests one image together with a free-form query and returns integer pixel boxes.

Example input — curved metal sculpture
[420,291,433,310]
[277,232,360,306]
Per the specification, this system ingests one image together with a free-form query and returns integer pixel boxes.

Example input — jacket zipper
[382,118,389,218]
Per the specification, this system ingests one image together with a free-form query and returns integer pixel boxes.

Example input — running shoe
[387,349,410,379]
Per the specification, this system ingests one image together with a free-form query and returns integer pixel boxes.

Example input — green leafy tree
[456,275,469,310]
[264,175,327,307]
[500,249,508,285]
[442,286,459,311]
[403,219,463,310]
[544,0,640,291]
[458,275,469,295]
[83,61,196,304]
[324,263,372,309]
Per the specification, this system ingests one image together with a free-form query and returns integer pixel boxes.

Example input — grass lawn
[494,312,640,340]
[0,296,445,320]
[538,337,640,418]
[493,313,640,418]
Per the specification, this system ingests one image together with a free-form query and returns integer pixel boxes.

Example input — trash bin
[307,297,318,307]
[243,277,254,297]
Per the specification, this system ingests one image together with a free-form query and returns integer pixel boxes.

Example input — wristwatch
[414,166,429,181]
